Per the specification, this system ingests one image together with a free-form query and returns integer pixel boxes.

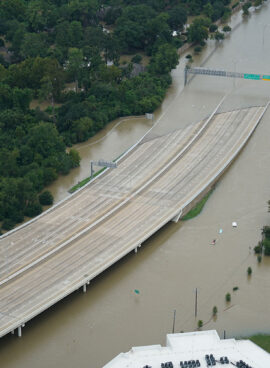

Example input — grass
[68,153,124,193]
[247,335,270,353]
[68,167,106,193]
[181,189,213,221]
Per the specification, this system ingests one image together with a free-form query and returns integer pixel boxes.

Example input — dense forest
[0,0,254,232]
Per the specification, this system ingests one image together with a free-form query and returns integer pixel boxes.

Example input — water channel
[1,4,270,368]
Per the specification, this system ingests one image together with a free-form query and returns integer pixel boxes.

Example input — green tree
[71,116,94,142]
[38,76,55,118]
[26,0,47,32]
[203,3,214,19]
[114,5,156,51]
[70,21,83,47]
[39,190,53,205]
[24,201,42,217]
[167,6,187,31]
[214,31,224,41]
[242,2,252,16]
[67,47,84,92]
[20,33,48,58]
[69,148,81,167]
[209,24,218,33]
[222,25,231,33]
[187,18,209,44]
[149,43,179,75]
[247,266,252,275]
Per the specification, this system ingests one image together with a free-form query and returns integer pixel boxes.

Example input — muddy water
[1,4,270,368]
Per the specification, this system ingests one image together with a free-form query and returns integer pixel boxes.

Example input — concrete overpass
[0,103,268,338]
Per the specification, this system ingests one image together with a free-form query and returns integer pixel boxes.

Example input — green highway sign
[262,75,270,80]
[244,73,260,80]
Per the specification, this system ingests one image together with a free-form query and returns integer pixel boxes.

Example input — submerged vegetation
[182,190,213,220]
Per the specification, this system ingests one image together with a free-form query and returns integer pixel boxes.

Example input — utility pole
[195,288,198,318]
[184,66,188,86]
[172,309,176,333]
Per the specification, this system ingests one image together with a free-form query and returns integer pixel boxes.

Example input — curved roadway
[0,104,267,337]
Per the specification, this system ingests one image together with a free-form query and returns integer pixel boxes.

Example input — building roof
[103,330,270,368]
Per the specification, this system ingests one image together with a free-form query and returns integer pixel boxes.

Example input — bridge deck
[0,105,267,337]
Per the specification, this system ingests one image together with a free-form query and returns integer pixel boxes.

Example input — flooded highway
[1,4,270,368]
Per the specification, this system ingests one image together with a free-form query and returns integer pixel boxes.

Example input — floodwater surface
[1,4,270,368]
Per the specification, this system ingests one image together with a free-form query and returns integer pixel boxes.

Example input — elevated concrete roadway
[0,104,268,337]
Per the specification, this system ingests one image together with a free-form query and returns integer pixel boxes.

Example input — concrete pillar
[172,210,182,223]
[18,326,22,337]
[87,280,90,285]
[83,284,87,293]
[134,247,137,253]
[11,330,14,335]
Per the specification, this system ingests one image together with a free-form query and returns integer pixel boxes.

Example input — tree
[149,43,179,75]
[254,0,263,7]
[167,6,187,31]
[212,306,218,316]
[71,116,94,142]
[247,266,252,275]
[69,21,83,47]
[187,18,209,44]
[131,54,142,64]
[197,320,203,329]
[20,33,48,58]
[39,190,53,205]
[69,148,81,167]
[209,24,218,33]
[114,5,156,51]
[225,293,231,302]
[26,0,47,32]
[203,3,214,19]
[24,201,42,217]
[67,47,84,92]
[12,87,32,112]
[222,25,231,33]
[104,34,120,65]
[214,31,224,41]
[38,76,55,118]
[242,2,252,16]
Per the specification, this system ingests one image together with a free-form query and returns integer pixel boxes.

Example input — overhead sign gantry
[184,66,270,85]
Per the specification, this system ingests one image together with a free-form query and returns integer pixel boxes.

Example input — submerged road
[0,104,267,338]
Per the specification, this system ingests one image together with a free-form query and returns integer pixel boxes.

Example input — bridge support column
[172,209,182,223]
[134,247,137,253]
[18,326,22,337]
[83,284,87,293]
[11,330,14,335]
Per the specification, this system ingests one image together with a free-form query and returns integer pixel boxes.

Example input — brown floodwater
[1,4,270,368]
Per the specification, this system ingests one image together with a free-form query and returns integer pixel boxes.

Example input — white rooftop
[103,330,270,368]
